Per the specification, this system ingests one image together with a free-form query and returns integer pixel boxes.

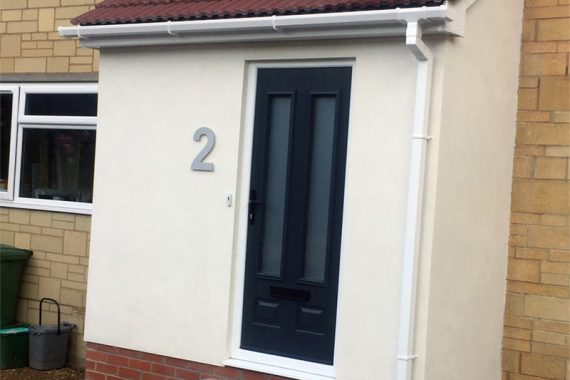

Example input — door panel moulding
[59,5,464,48]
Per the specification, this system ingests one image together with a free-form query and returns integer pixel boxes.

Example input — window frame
[0,83,98,215]
[0,85,20,201]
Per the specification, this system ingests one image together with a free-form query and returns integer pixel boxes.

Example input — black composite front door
[241,67,352,365]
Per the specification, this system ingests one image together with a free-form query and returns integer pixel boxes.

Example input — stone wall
[502,1,570,380]
[0,0,100,74]
[0,208,91,367]
[1,0,100,368]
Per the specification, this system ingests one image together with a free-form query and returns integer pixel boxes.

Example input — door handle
[248,190,261,224]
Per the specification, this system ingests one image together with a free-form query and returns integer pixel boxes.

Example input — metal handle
[39,297,61,335]
[248,190,262,224]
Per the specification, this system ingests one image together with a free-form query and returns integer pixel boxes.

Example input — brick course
[85,343,294,380]
[0,208,91,367]
[502,1,570,379]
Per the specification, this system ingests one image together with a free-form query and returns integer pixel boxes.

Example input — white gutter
[396,21,433,380]
[59,5,461,48]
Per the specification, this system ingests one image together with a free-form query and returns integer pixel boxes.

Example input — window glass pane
[19,129,96,203]
[25,93,97,117]
[260,96,291,277]
[303,96,337,283]
[0,93,13,192]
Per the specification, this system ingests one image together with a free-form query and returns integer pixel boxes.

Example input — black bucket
[29,298,75,370]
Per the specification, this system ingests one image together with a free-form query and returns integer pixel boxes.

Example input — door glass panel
[303,96,337,282]
[0,93,13,192]
[260,96,291,277]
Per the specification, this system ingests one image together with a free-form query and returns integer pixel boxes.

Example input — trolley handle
[39,297,61,335]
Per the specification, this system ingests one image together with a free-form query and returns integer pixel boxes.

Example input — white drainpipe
[396,21,433,380]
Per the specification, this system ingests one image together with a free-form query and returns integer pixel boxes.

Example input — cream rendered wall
[416,1,524,380]
[87,38,447,379]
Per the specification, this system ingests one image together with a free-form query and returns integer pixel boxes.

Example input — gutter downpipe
[396,21,433,380]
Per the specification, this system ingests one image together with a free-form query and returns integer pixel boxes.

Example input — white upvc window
[0,83,97,214]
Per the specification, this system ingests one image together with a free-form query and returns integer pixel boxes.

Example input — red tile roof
[74,0,445,25]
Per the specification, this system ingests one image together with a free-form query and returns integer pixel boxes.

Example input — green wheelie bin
[0,244,32,327]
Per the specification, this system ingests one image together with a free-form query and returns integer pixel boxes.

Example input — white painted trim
[227,59,354,380]
[0,200,92,215]
[0,86,19,201]
[59,5,460,48]
[18,84,98,125]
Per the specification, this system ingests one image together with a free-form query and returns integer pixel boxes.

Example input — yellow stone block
[516,123,570,145]
[511,179,569,214]
[545,146,570,157]
[70,56,92,65]
[61,288,83,307]
[550,250,570,262]
[542,261,570,274]
[22,9,38,21]
[38,8,55,32]
[516,248,548,260]
[521,352,566,380]
[517,111,550,122]
[0,22,7,34]
[37,41,54,49]
[63,231,87,256]
[0,34,21,57]
[522,53,567,76]
[534,320,570,335]
[51,262,68,279]
[503,337,531,352]
[513,156,532,178]
[46,253,79,264]
[0,0,27,11]
[523,20,536,41]
[534,157,568,179]
[14,233,30,250]
[539,77,570,111]
[504,326,532,341]
[541,214,569,226]
[55,6,90,20]
[2,10,22,21]
[53,39,76,56]
[31,33,47,41]
[541,272,569,286]
[508,280,568,297]
[531,341,570,358]
[506,293,526,316]
[518,88,538,110]
[519,76,539,88]
[21,41,37,49]
[69,64,93,73]
[38,277,61,300]
[22,48,53,57]
[52,213,75,222]
[7,21,38,33]
[75,215,91,232]
[28,0,61,8]
[62,0,96,5]
[504,315,533,330]
[551,112,570,123]
[14,57,46,72]
[537,18,570,41]
[508,259,541,282]
[47,56,69,73]
[9,209,30,224]
[524,295,570,321]
[525,0,558,6]
[514,145,545,157]
[502,349,520,373]
[31,235,62,253]
[30,211,52,227]
[529,226,570,249]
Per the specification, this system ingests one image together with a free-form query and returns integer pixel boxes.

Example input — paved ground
[0,368,83,380]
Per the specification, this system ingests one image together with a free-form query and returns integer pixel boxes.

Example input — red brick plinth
[86,342,294,380]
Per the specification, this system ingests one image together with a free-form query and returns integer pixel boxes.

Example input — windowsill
[0,199,92,215]
[224,351,335,380]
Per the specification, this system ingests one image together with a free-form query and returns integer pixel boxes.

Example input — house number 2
[191,127,215,172]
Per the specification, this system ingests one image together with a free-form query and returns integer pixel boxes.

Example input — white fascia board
[59,4,459,48]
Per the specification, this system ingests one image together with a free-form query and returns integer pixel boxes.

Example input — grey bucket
[29,298,75,370]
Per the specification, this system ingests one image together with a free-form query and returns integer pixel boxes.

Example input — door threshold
[224,354,335,380]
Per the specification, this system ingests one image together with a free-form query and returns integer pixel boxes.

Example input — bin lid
[0,327,29,335]
[0,244,33,261]
[29,322,75,335]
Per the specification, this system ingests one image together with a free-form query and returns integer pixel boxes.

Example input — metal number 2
[192,127,215,172]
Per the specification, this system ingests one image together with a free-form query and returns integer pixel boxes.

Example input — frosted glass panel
[260,96,291,276]
[303,96,336,282]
